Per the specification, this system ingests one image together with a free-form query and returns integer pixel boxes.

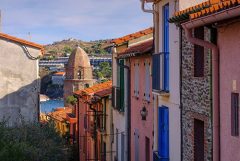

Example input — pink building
[118,40,154,161]
[170,0,240,160]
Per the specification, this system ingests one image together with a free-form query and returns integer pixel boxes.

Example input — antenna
[28,32,31,41]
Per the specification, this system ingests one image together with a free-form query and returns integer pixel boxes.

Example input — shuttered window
[194,119,204,161]
[145,60,151,101]
[152,53,160,91]
[134,60,139,97]
[121,133,125,161]
[194,27,204,77]
[119,59,125,112]
[231,93,239,136]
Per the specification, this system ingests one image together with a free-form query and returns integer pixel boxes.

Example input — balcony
[152,52,169,94]
[153,151,169,161]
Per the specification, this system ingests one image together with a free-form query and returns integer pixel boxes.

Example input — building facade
[73,81,112,161]
[170,0,240,160]
[118,40,154,161]
[142,1,182,160]
[111,27,153,161]
[0,33,43,125]
[52,71,65,85]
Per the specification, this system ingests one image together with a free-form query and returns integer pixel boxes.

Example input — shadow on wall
[0,79,40,126]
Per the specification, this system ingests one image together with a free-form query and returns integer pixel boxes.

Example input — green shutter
[119,59,125,112]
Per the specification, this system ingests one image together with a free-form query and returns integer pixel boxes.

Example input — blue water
[40,99,64,113]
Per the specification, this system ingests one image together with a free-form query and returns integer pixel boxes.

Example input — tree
[63,46,73,54]
[0,121,71,161]
[66,95,77,106]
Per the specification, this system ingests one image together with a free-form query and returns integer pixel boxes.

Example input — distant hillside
[44,38,113,57]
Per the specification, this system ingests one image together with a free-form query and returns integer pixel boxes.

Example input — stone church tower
[64,47,94,101]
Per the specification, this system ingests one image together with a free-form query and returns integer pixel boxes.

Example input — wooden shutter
[152,53,160,91]
[194,119,204,161]
[121,133,125,161]
[194,27,204,77]
[137,61,140,97]
[116,129,119,159]
[134,62,137,97]
[145,60,150,101]
[231,93,239,136]
[134,129,139,161]
[119,59,125,112]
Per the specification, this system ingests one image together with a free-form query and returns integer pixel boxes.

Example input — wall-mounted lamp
[140,106,148,120]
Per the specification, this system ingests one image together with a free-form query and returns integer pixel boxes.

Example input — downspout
[181,24,219,161]
[116,58,131,161]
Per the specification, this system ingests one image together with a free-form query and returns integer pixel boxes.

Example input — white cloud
[1,0,152,44]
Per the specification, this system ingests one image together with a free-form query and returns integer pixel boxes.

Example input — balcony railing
[152,52,169,93]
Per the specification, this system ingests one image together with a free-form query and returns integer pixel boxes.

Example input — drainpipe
[181,24,219,161]
[116,58,131,161]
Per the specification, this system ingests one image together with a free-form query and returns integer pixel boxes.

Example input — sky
[1,0,153,45]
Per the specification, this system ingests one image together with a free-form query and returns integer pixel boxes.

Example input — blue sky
[1,0,152,45]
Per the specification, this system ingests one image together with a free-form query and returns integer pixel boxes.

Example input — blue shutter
[163,4,169,92]
[158,106,169,160]
[152,54,160,91]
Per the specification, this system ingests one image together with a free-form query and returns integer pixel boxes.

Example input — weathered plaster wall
[130,55,153,161]
[0,39,41,125]
[218,21,240,161]
[181,28,212,161]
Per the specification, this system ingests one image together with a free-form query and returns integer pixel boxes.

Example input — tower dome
[64,47,95,101]
[68,47,91,68]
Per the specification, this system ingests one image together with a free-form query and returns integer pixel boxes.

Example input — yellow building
[47,107,72,137]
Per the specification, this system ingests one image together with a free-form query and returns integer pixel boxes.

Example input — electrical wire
[21,45,39,60]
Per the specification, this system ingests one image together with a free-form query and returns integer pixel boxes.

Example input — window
[194,27,204,77]
[119,59,124,112]
[145,60,151,101]
[134,60,139,97]
[152,52,169,92]
[194,119,204,161]
[231,93,239,136]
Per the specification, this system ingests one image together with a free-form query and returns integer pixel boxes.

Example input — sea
[40,99,64,114]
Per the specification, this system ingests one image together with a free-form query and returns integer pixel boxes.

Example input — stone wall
[181,27,212,161]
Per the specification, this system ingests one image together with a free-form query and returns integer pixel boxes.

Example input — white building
[52,72,65,85]
[0,33,43,125]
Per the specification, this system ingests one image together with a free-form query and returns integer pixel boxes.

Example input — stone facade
[181,27,212,161]
[64,47,95,102]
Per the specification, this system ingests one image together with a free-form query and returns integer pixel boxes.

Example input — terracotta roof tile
[0,33,44,54]
[94,87,112,97]
[170,0,240,23]
[53,72,65,76]
[48,107,72,122]
[111,27,153,45]
[74,81,112,96]
[118,40,153,57]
